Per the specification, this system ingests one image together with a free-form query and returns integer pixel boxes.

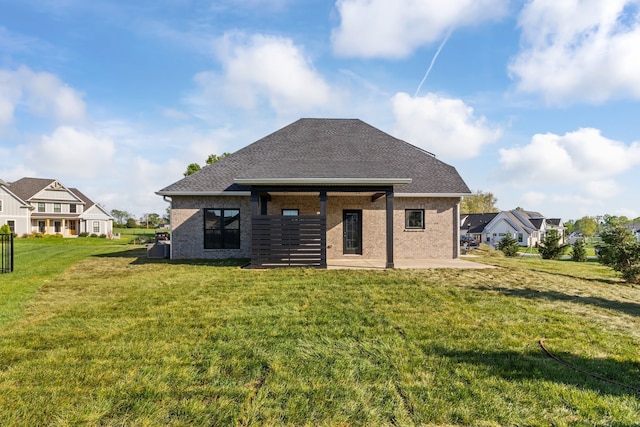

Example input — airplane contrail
[414,28,454,97]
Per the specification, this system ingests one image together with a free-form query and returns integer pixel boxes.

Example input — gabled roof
[6,177,57,201]
[461,213,499,234]
[70,188,114,219]
[158,118,471,195]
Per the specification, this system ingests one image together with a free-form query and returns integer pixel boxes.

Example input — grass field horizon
[1,239,639,425]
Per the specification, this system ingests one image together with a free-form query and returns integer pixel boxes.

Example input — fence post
[1,233,14,273]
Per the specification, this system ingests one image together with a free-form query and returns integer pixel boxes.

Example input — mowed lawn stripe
[1,251,639,425]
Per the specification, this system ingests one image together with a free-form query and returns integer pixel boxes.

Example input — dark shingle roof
[461,213,499,234]
[7,177,56,201]
[69,188,92,207]
[159,118,471,195]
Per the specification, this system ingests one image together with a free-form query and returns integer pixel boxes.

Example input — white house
[0,178,113,237]
[463,210,564,248]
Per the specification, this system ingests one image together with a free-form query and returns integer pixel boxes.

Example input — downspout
[163,196,172,259]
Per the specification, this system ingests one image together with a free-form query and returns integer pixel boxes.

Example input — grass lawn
[1,241,640,425]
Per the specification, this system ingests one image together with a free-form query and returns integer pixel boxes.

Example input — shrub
[596,225,640,284]
[571,239,587,262]
[537,230,569,260]
[46,233,63,239]
[90,233,98,238]
[0,224,11,234]
[99,234,107,239]
[78,232,89,237]
[496,234,520,257]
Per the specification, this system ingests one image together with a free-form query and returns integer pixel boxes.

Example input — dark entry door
[343,210,362,255]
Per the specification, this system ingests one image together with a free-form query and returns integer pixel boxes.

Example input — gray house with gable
[157,118,472,268]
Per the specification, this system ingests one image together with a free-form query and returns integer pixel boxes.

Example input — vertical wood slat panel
[251,216,326,268]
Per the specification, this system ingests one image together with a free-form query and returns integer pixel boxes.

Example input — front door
[343,210,362,255]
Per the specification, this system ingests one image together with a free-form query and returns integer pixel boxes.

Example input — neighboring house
[0,178,113,236]
[157,118,472,268]
[624,222,640,242]
[460,212,499,244]
[467,209,565,248]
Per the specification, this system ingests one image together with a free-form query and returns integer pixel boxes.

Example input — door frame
[343,209,363,255]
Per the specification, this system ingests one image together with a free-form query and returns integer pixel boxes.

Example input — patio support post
[385,189,394,268]
[251,191,259,217]
[319,191,327,268]
[260,194,268,215]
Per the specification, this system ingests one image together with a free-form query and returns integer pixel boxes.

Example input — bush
[596,225,640,284]
[78,232,89,237]
[496,234,520,257]
[90,233,98,238]
[537,230,569,260]
[0,224,11,235]
[571,239,587,262]
[46,233,63,239]
[99,234,107,239]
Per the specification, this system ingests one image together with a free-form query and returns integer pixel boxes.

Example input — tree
[496,234,519,257]
[573,216,598,238]
[110,209,132,226]
[183,153,230,177]
[126,218,138,228]
[206,152,230,165]
[571,239,587,262]
[460,190,498,214]
[564,219,575,235]
[146,213,161,228]
[183,163,201,177]
[596,225,640,283]
[537,229,569,260]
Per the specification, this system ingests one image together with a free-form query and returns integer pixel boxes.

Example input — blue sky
[2,0,640,221]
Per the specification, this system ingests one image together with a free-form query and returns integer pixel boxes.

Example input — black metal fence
[1,233,14,273]
[251,215,326,268]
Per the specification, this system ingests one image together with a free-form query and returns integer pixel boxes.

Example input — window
[204,209,240,249]
[405,209,424,229]
[0,199,3,212]
[54,203,61,213]
[70,204,77,213]
[93,221,100,233]
[282,209,299,216]
[7,220,15,233]
[38,221,46,233]
[518,233,524,243]
[38,202,45,212]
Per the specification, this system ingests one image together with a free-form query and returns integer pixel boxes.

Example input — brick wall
[170,194,460,260]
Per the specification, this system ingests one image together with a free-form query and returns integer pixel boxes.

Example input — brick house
[157,118,471,268]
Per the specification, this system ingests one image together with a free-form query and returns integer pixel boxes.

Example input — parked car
[460,235,478,247]
[155,231,170,242]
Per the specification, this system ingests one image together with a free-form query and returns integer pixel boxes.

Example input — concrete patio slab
[326,257,496,270]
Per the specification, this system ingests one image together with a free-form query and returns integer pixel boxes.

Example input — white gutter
[233,178,412,185]
[395,193,471,197]
[155,191,251,196]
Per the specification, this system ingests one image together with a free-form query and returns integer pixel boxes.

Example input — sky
[1,0,640,222]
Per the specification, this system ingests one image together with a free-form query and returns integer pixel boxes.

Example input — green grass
[1,245,640,425]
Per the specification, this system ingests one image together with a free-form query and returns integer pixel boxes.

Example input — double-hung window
[54,203,61,213]
[204,209,240,249]
[38,202,45,212]
[405,209,425,229]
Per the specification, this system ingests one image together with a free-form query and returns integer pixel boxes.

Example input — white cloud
[194,33,333,116]
[391,92,501,159]
[28,126,115,179]
[331,0,509,58]
[499,128,640,184]
[509,0,640,103]
[0,66,86,126]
